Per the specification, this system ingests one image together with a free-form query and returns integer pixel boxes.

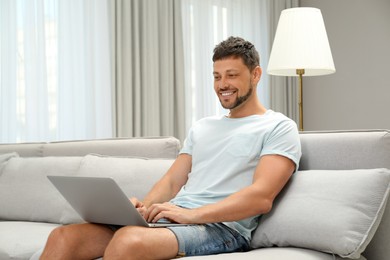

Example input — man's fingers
[146,203,174,222]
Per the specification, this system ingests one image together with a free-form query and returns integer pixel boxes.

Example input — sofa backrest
[299,130,390,171]
[299,130,390,260]
[0,136,181,159]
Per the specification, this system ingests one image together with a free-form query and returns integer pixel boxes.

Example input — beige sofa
[0,130,389,260]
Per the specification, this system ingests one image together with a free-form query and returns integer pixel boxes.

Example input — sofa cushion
[0,152,19,163]
[0,154,174,225]
[30,246,358,260]
[180,247,362,260]
[0,156,83,224]
[0,152,19,173]
[0,221,60,260]
[251,168,390,259]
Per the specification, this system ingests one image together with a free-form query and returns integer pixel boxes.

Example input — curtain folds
[0,0,18,142]
[57,0,113,140]
[113,0,186,141]
[1,0,298,144]
[0,0,113,143]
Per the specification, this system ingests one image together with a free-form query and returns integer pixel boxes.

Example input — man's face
[213,57,255,110]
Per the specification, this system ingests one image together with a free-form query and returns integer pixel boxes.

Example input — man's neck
[228,103,267,118]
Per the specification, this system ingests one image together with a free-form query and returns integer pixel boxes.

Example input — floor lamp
[267,7,336,131]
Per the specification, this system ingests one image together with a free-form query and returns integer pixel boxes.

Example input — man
[40,36,301,259]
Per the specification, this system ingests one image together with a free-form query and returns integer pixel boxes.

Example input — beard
[220,84,254,110]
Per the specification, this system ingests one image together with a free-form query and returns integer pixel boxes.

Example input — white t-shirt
[170,110,302,240]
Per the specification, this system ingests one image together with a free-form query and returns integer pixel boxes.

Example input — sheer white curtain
[0,0,112,143]
[181,0,271,130]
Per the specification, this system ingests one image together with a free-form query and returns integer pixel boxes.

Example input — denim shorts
[167,223,250,257]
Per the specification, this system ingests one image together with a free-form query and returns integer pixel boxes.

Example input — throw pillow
[0,152,19,174]
[0,156,83,224]
[250,168,390,259]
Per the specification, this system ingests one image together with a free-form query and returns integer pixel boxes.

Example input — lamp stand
[296,69,305,131]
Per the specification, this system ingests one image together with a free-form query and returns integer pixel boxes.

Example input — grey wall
[299,0,390,131]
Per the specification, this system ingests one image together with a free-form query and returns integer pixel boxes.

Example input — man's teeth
[221,92,233,96]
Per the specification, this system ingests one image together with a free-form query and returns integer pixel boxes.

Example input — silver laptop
[47,175,187,228]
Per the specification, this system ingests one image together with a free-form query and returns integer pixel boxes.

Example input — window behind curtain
[181,0,271,131]
[0,0,112,144]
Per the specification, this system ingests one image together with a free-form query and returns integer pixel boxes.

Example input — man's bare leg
[40,223,114,260]
[104,226,179,260]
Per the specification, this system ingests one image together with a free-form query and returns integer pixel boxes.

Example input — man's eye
[214,76,221,81]
[228,74,237,78]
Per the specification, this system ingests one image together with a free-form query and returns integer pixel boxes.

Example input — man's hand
[130,197,147,216]
[144,202,199,224]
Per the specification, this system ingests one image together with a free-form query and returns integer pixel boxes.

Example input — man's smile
[220,90,237,97]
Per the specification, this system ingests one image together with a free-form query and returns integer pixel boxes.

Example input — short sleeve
[260,120,302,170]
[179,127,194,155]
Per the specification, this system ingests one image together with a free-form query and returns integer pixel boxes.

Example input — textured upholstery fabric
[0,155,175,225]
[30,245,358,260]
[0,152,19,173]
[0,132,389,260]
[175,247,364,260]
[43,137,180,158]
[0,143,45,157]
[299,130,390,260]
[251,169,390,259]
[0,222,60,260]
[0,156,84,224]
[0,137,180,158]
[299,130,390,170]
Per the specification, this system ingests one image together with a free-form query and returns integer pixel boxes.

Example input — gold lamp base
[296,69,305,131]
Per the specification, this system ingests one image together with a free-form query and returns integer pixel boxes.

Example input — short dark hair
[212,36,260,71]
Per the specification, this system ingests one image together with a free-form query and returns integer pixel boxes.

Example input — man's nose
[220,77,229,89]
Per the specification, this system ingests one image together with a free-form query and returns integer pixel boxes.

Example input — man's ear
[252,66,262,83]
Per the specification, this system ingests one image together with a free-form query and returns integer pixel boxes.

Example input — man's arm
[138,154,192,209]
[145,154,295,224]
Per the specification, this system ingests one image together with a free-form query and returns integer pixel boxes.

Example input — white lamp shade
[267,7,336,76]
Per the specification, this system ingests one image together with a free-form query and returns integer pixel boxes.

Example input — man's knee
[105,227,147,257]
[41,226,78,259]
[42,224,114,260]
[111,226,146,248]
[46,225,78,248]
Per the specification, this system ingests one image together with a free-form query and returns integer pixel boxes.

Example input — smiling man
[213,40,259,113]
[40,36,301,260]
